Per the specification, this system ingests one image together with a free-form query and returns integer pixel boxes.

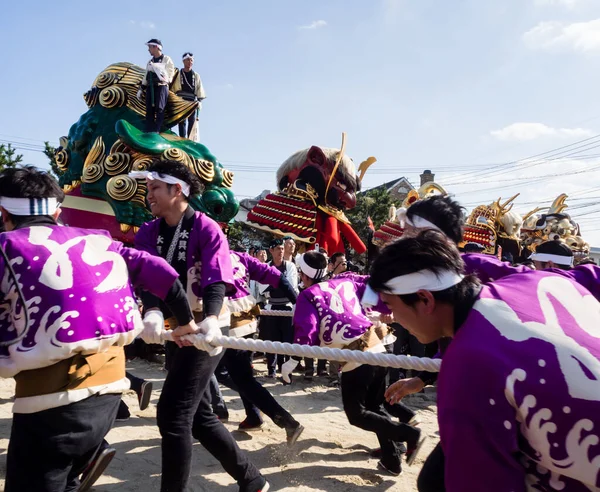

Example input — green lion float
[55,62,239,244]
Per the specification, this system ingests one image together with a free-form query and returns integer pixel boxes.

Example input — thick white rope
[259,309,294,317]
[162,332,441,372]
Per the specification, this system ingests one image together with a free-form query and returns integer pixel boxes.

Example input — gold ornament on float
[84,136,105,168]
[222,169,234,189]
[95,72,117,89]
[99,86,127,109]
[107,175,138,201]
[55,148,69,171]
[81,163,104,183]
[191,159,215,182]
[104,153,131,175]
[131,157,153,172]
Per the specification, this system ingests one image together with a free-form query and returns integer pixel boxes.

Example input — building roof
[360,176,414,195]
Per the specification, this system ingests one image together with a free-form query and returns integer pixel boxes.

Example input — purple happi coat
[438,271,600,491]
[293,272,389,372]
[463,253,600,302]
[0,225,179,378]
[227,252,282,313]
[462,253,530,283]
[135,211,234,326]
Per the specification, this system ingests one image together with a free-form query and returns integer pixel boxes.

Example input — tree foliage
[0,144,23,171]
[345,186,395,269]
[227,221,273,252]
[44,141,64,179]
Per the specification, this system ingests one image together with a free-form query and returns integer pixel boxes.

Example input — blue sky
[2,0,600,244]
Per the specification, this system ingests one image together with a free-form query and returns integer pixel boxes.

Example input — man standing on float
[132,160,269,492]
[138,39,175,133]
[171,52,206,138]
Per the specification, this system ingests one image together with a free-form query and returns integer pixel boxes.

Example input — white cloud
[523,18,600,52]
[225,83,234,89]
[490,122,594,141]
[534,0,585,8]
[299,20,327,30]
[129,20,156,30]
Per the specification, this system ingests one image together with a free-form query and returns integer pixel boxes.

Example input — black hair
[369,229,480,307]
[535,240,573,258]
[534,240,573,270]
[516,259,535,269]
[146,160,202,198]
[462,242,485,254]
[329,252,346,264]
[407,195,465,244]
[269,237,284,249]
[0,166,65,226]
[302,251,328,280]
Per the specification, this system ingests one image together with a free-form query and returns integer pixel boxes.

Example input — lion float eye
[336,182,347,191]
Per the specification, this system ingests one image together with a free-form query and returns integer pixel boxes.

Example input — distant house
[361,170,436,204]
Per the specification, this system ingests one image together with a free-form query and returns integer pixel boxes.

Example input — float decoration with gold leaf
[459,194,523,259]
[55,62,238,244]
[519,194,590,263]
[371,182,448,247]
[245,134,375,254]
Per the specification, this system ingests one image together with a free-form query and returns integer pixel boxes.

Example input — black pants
[145,84,169,133]
[5,393,120,492]
[223,347,298,429]
[157,342,263,492]
[259,305,293,375]
[418,442,445,491]
[341,364,419,472]
[127,371,144,393]
[304,357,327,376]
[389,323,436,383]
[178,113,196,138]
[383,399,416,423]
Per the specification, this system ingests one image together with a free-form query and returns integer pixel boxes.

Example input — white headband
[529,252,574,267]
[0,197,60,216]
[183,54,194,61]
[129,171,191,197]
[146,42,163,50]
[297,253,327,280]
[382,269,464,295]
[396,207,442,232]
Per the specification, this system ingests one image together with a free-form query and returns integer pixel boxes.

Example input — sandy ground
[0,358,439,491]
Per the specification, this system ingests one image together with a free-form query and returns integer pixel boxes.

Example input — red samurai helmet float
[246,133,375,254]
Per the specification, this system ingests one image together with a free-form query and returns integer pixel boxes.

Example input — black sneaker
[286,423,304,446]
[377,459,402,477]
[238,418,264,431]
[370,442,406,459]
[136,380,153,411]
[79,444,116,492]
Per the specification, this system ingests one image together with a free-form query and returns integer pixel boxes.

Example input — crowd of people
[0,90,599,490]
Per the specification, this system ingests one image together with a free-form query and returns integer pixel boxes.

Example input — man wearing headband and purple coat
[285,250,423,477]
[370,229,600,491]
[138,39,175,133]
[0,166,198,492]
[171,51,206,138]
[132,161,270,492]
